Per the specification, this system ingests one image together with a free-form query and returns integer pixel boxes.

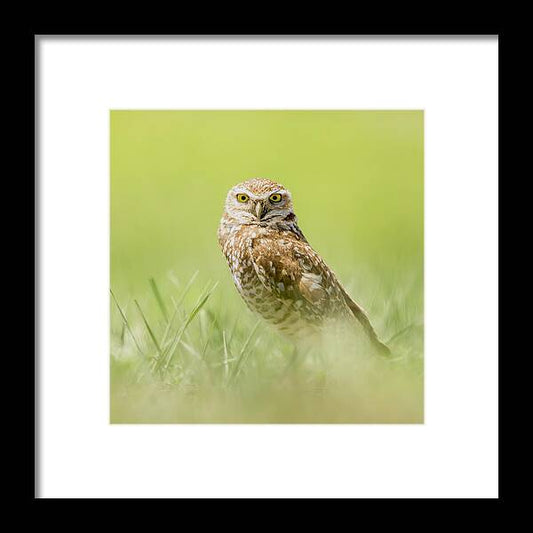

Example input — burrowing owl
[217,177,390,355]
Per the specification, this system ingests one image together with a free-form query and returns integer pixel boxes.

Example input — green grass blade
[119,321,126,346]
[158,282,218,373]
[204,308,221,334]
[183,282,218,330]
[226,312,242,345]
[110,289,145,357]
[159,270,200,350]
[222,330,230,383]
[160,304,182,353]
[229,320,260,383]
[149,277,169,323]
[179,339,201,358]
[174,270,199,308]
[134,299,162,355]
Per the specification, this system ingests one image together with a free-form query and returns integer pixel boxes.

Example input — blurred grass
[110,110,423,423]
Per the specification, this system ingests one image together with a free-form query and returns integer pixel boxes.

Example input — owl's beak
[255,202,265,220]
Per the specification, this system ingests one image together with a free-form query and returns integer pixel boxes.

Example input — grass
[110,268,424,423]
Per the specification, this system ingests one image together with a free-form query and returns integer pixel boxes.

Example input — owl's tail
[342,292,391,357]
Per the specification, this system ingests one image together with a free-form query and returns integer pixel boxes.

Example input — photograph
[110,110,424,423]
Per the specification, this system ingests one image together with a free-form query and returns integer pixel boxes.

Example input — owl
[217,177,390,355]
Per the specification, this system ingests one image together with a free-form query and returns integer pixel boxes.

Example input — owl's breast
[219,224,342,340]
[222,233,263,303]
[220,229,293,326]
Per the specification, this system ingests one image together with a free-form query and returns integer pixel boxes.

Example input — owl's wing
[249,235,343,316]
[250,234,391,355]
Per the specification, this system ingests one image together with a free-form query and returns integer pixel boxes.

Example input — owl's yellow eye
[236,193,249,203]
[269,193,282,203]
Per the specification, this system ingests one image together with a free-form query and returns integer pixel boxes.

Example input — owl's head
[223,178,295,226]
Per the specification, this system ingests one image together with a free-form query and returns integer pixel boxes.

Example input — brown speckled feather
[250,230,350,321]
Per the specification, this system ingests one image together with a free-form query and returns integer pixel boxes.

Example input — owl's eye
[236,193,249,203]
[269,193,282,203]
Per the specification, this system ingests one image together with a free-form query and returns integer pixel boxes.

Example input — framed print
[36,35,499,498]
